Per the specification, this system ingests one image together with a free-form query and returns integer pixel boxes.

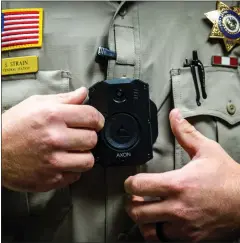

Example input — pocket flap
[2,70,70,110]
[171,67,240,125]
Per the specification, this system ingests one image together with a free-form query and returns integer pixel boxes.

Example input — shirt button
[119,8,127,17]
[227,102,236,115]
[117,232,129,241]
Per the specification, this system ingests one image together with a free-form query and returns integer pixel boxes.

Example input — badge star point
[205,1,240,52]
[216,1,230,12]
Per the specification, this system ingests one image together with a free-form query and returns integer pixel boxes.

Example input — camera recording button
[113,88,126,103]
[116,88,124,97]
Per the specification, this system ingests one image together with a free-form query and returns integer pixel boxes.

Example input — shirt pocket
[171,67,240,169]
[2,70,72,242]
[2,70,70,111]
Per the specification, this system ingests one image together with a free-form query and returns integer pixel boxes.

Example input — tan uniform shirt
[2,1,240,242]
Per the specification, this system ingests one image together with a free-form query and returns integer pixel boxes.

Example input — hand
[125,109,240,242]
[2,87,105,192]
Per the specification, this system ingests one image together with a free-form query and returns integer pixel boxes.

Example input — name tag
[2,56,38,76]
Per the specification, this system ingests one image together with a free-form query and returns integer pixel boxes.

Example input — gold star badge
[205,1,240,52]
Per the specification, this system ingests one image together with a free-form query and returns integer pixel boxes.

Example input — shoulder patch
[1,8,43,52]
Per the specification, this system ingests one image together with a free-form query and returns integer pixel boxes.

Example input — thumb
[56,87,88,104]
[169,108,207,158]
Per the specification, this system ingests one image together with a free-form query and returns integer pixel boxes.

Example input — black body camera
[88,78,158,167]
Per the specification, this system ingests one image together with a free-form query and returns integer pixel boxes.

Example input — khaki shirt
[2,1,240,242]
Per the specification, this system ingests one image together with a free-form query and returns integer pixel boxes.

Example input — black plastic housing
[88,78,158,167]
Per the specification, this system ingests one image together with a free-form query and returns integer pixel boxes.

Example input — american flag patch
[1,8,43,52]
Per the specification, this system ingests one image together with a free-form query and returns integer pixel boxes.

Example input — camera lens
[116,89,123,97]
[114,88,126,103]
[104,113,140,150]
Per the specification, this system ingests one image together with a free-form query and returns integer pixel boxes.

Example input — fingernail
[75,87,88,96]
[99,113,105,129]
[174,109,183,122]
[124,177,132,194]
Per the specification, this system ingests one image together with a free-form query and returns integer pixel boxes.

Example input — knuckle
[44,129,63,148]
[172,203,187,220]
[182,120,196,135]
[172,173,197,193]
[128,206,142,223]
[174,172,200,195]
[57,92,68,100]
[168,181,183,194]
[45,106,61,123]
[172,203,195,221]
[129,175,144,194]
[56,92,74,104]
[170,176,186,193]
[47,153,61,168]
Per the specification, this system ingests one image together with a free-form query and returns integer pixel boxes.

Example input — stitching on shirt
[180,109,240,125]
[137,4,141,80]
[172,74,180,169]
[133,10,136,78]
[114,24,134,29]
[115,24,135,67]
[178,75,184,167]
[171,66,238,77]
[133,7,137,79]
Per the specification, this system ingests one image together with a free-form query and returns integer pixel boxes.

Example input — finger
[124,195,144,207]
[163,222,240,241]
[45,87,88,104]
[124,172,180,197]
[132,195,145,202]
[45,172,81,184]
[38,172,81,192]
[162,222,188,241]
[139,224,159,242]
[49,151,95,172]
[54,172,82,189]
[169,108,208,158]
[126,200,174,224]
[57,87,88,104]
[60,105,105,131]
[61,128,98,151]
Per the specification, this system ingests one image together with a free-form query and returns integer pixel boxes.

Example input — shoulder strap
[107,2,141,80]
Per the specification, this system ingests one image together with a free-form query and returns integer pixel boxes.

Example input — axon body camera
[88,78,158,167]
